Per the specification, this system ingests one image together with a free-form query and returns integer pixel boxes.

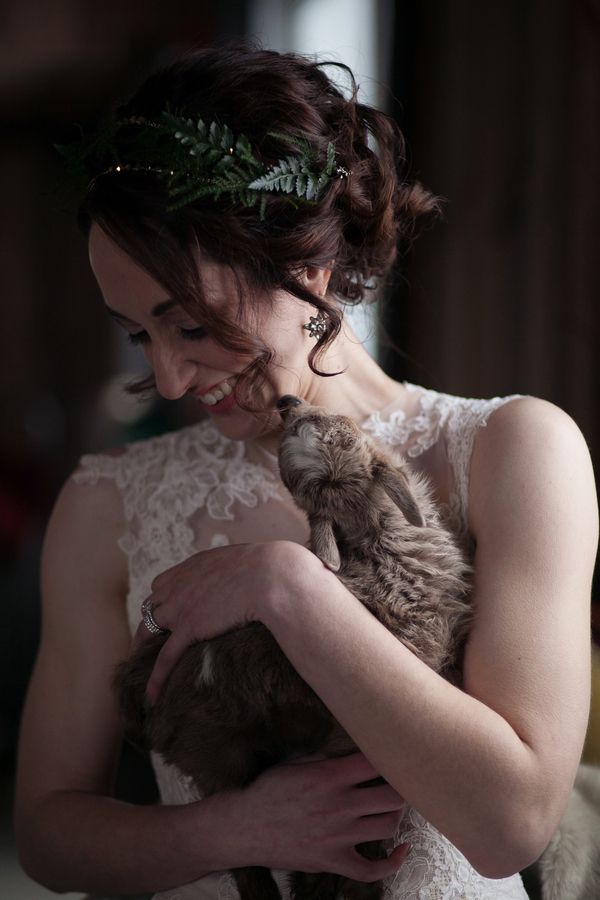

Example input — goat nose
[277,395,302,420]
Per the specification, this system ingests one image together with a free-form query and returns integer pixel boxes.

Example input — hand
[218,752,410,880]
[132,540,318,703]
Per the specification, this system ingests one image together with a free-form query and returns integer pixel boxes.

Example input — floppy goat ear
[309,515,341,572]
[373,463,425,528]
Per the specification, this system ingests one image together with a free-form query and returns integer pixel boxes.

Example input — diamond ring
[141,599,168,636]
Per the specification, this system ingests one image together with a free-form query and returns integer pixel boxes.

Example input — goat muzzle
[277,395,303,420]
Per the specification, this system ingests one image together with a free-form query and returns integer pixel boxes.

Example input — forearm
[16,788,244,895]
[17,759,408,893]
[262,548,572,877]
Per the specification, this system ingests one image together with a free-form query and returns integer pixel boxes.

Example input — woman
[15,47,597,900]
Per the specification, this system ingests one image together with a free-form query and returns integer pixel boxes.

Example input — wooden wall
[386,0,600,474]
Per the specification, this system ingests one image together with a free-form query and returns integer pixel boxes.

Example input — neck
[253,319,406,456]
[304,319,405,422]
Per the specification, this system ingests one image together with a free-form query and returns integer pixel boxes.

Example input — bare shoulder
[469,396,598,545]
[476,395,592,467]
[42,463,129,623]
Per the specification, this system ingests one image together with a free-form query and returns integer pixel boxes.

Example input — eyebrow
[105,298,178,321]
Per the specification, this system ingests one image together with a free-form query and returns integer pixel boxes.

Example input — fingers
[129,619,151,656]
[328,751,384,784]
[129,602,180,704]
[389,841,412,868]
[348,841,411,882]
[144,631,190,704]
[150,567,175,592]
[279,753,405,821]
[356,782,406,817]
[353,809,405,843]
[234,752,409,879]
[284,751,328,765]
[130,594,170,656]
[318,753,405,813]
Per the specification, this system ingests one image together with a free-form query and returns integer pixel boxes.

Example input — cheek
[257,295,309,354]
[142,345,153,366]
[269,321,311,373]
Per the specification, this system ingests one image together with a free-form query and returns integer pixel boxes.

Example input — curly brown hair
[77,45,438,407]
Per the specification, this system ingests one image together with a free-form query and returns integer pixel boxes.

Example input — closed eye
[179,325,207,341]
[127,330,149,346]
[126,325,207,346]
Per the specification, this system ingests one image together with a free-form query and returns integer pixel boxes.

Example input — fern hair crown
[57,112,351,220]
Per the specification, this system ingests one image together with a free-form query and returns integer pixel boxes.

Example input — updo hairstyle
[77,46,437,406]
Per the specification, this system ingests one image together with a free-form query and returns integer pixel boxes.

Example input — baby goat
[115,396,473,900]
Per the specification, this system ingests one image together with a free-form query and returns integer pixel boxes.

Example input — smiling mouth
[195,377,237,406]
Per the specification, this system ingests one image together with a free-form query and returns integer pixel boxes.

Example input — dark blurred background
[0,1,598,896]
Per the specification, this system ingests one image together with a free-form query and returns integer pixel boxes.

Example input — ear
[374,463,425,528]
[310,514,341,572]
[303,265,332,298]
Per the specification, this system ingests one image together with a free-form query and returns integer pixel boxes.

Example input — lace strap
[72,451,125,487]
[362,385,523,534]
[442,394,522,529]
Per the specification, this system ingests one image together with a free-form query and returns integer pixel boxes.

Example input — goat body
[115,398,473,900]
[538,764,600,900]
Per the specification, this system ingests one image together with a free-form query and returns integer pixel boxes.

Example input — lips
[194,376,237,406]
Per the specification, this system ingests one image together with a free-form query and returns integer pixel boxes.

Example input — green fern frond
[57,112,343,220]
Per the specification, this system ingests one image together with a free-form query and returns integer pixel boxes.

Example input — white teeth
[197,377,236,405]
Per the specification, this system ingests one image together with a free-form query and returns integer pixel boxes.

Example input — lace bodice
[74,383,528,900]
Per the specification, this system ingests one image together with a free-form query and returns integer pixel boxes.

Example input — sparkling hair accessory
[56,112,350,220]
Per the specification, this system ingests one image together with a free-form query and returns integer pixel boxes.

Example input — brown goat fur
[114,397,473,900]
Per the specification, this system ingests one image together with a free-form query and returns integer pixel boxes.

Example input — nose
[148,344,198,401]
[277,395,302,420]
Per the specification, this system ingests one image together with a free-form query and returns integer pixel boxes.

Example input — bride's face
[88,224,331,446]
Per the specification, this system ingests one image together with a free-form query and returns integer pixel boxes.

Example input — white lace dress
[74,384,529,900]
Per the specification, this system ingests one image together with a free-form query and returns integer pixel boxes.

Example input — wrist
[258,540,339,633]
[186,785,280,872]
[184,791,250,872]
[261,541,347,652]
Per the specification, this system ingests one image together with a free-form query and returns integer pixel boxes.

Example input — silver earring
[303,311,327,339]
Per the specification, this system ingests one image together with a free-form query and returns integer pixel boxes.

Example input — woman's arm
[15,473,406,895]
[144,398,597,879]
[263,398,596,877]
